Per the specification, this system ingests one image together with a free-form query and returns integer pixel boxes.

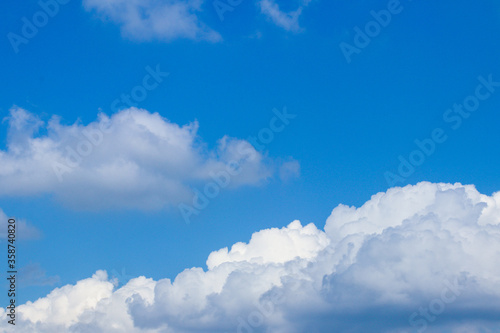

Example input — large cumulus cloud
[0,107,288,210]
[3,182,500,332]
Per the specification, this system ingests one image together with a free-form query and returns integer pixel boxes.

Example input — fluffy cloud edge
[0,106,298,211]
[2,182,500,332]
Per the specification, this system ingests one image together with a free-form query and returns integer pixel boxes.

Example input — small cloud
[258,0,312,32]
[83,0,221,42]
[279,158,300,182]
[248,30,263,39]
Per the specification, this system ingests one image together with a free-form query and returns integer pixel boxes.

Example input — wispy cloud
[278,158,300,182]
[3,182,500,332]
[259,0,312,32]
[83,0,316,41]
[83,0,221,42]
[18,263,59,287]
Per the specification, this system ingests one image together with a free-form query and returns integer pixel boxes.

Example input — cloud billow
[0,107,284,211]
[2,182,500,332]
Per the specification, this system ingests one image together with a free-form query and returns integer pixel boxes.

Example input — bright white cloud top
[0,107,293,210]
[3,182,500,332]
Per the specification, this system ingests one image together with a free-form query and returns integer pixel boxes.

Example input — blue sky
[1,0,500,332]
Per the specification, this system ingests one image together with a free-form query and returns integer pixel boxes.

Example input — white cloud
[82,0,316,42]
[0,107,292,210]
[83,0,221,42]
[206,220,328,269]
[278,158,300,182]
[259,0,312,32]
[3,182,500,332]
